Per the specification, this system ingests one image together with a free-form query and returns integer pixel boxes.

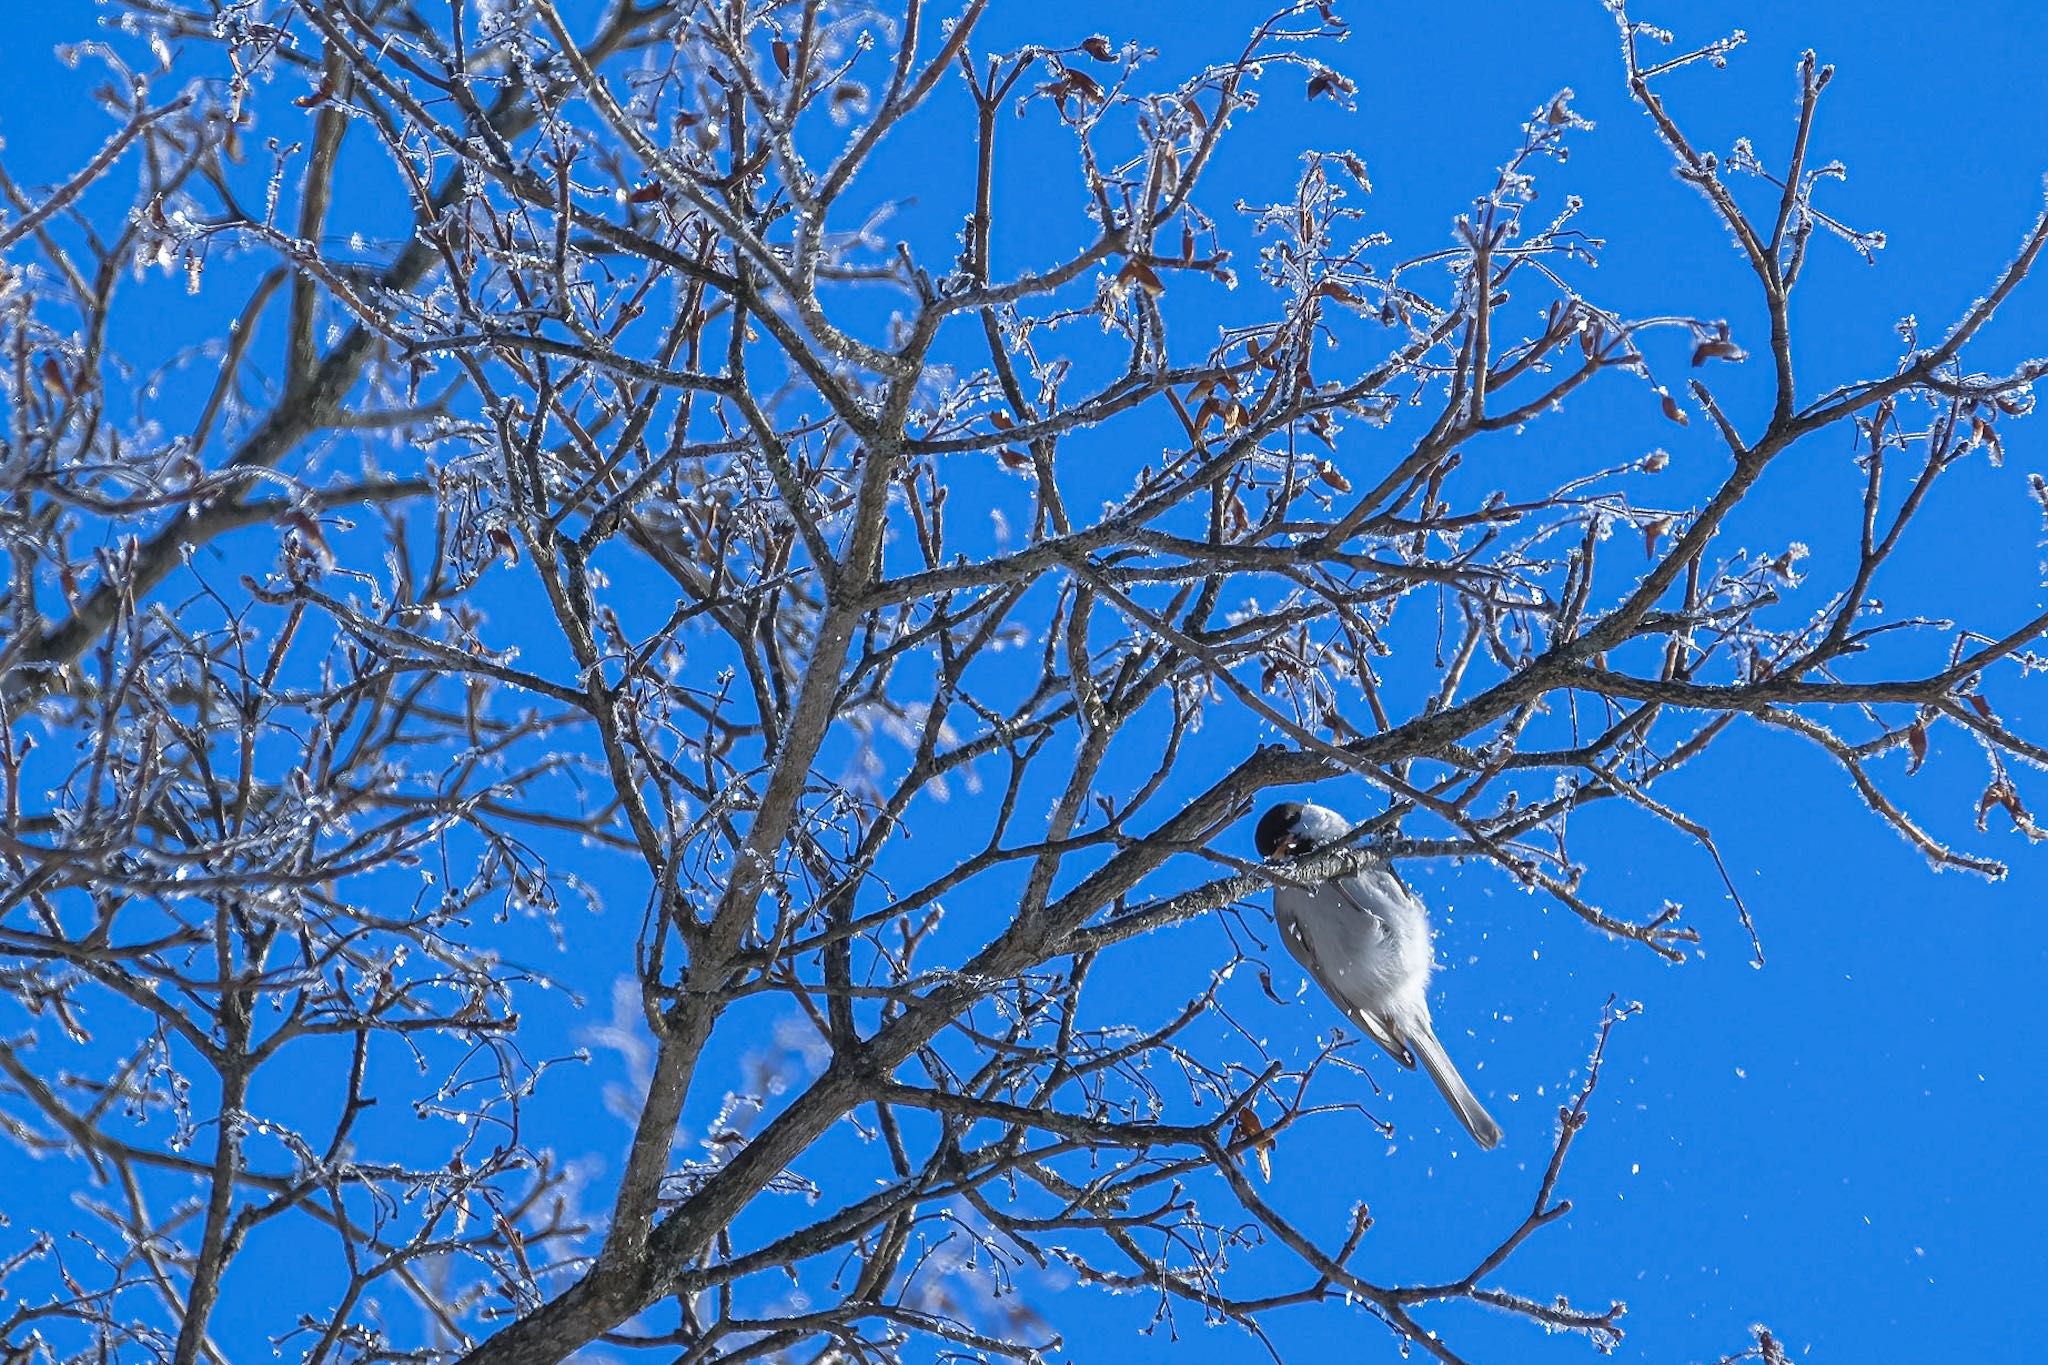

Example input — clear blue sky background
[4,3,2046,1363]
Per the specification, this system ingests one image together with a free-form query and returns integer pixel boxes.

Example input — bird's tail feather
[1406,1021,1503,1150]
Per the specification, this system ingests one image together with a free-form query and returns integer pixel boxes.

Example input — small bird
[1254,801,1503,1149]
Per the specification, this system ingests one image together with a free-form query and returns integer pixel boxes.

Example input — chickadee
[1254,801,1503,1150]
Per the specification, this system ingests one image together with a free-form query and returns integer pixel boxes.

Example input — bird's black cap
[1253,802,1305,859]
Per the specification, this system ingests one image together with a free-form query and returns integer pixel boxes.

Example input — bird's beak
[1278,834,1308,857]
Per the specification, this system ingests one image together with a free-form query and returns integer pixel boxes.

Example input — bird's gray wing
[1324,867,1425,1068]
[1325,869,1394,935]
[1275,891,1417,1069]
[1330,862,1432,963]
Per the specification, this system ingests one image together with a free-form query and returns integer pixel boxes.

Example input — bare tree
[2,2,2042,1363]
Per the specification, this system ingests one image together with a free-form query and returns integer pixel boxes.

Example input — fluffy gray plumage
[1254,801,1503,1150]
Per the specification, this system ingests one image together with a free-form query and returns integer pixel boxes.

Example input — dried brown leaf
[1116,256,1165,297]
[1231,1109,1276,1181]
[1062,67,1105,104]
[1227,491,1251,536]
[1691,338,1747,366]
[1305,71,1354,102]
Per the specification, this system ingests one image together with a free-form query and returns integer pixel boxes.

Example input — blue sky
[3,2,2046,1362]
